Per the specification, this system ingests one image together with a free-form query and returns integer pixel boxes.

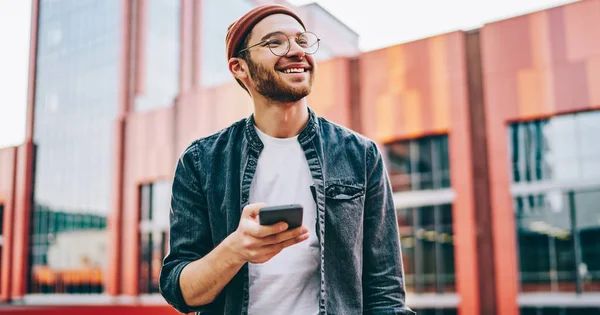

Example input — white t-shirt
[248,126,320,315]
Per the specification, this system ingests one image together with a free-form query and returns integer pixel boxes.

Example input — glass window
[138,180,171,294]
[385,136,450,192]
[134,0,181,111]
[199,0,255,88]
[515,189,600,293]
[509,111,600,183]
[29,0,120,295]
[411,309,457,315]
[515,192,576,293]
[521,307,600,315]
[397,204,455,294]
[574,190,600,292]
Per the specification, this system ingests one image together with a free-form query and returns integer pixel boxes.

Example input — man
[159,4,414,315]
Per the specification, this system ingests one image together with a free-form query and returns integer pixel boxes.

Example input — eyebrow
[259,31,304,41]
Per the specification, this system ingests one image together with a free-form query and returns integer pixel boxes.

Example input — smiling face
[240,14,316,102]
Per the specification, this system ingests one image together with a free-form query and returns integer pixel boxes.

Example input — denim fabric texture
[159,108,415,315]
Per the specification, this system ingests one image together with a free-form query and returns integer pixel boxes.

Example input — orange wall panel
[481,1,600,314]
[307,58,352,127]
[359,32,464,141]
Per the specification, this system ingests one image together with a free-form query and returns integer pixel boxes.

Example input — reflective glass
[138,181,171,294]
[515,192,576,293]
[134,0,180,111]
[30,0,120,294]
[397,205,455,294]
[386,136,450,192]
[575,189,600,292]
[509,111,600,183]
[200,0,255,87]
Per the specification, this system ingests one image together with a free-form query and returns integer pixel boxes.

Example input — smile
[280,68,307,74]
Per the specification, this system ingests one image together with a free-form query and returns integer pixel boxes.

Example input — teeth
[283,68,305,73]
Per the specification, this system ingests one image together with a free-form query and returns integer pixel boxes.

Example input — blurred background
[0,0,599,314]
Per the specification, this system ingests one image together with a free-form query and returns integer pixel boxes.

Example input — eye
[268,39,283,46]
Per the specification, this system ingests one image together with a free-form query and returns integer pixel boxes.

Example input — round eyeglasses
[237,31,320,57]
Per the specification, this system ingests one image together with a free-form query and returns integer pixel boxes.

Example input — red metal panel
[122,108,177,295]
[0,147,18,302]
[179,0,193,93]
[191,0,202,88]
[107,0,134,296]
[11,142,34,299]
[134,0,147,96]
[1,306,182,315]
[25,0,39,141]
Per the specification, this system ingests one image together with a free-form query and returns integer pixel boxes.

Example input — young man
[159,4,414,315]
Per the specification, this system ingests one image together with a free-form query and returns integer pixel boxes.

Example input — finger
[252,221,288,238]
[264,233,309,253]
[260,226,309,245]
[241,202,266,219]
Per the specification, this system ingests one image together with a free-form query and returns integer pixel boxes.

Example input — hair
[235,32,252,94]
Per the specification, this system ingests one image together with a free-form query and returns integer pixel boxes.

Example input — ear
[228,57,249,81]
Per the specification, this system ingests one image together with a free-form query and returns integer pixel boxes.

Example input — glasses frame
[237,31,321,57]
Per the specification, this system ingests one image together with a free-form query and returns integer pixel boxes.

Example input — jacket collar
[244,106,318,151]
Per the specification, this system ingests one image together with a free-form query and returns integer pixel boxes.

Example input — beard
[246,57,314,103]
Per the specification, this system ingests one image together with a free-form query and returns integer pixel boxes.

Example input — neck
[252,95,309,139]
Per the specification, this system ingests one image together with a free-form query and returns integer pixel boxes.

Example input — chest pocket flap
[325,180,365,200]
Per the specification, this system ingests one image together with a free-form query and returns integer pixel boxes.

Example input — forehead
[250,14,305,40]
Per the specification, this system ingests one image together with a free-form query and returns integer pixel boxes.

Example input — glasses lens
[297,32,319,54]
[268,33,290,56]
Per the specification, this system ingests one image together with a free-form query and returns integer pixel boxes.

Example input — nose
[285,39,306,59]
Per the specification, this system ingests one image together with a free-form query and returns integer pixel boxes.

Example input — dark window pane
[509,111,600,183]
[399,205,455,294]
[387,141,412,192]
[417,140,433,190]
[515,193,576,293]
[574,189,600,292]
[385,136,450,192]
[439,204,455,292]
[138,180,171,294]
[397,208,415,292]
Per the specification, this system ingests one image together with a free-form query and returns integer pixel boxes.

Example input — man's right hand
[225,202,309,264]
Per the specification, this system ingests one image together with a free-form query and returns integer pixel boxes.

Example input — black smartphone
[259,204,303,229]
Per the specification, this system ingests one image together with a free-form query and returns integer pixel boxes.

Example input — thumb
[242,202,267,219]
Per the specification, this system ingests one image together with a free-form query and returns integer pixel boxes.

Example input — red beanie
[225,4,306,61]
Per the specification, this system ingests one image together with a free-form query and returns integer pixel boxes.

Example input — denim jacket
[159,108,415,315]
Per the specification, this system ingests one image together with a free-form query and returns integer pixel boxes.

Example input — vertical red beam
[449,36,481,315]
[11,0,40,299]
[1,148,18,302]
[12,142,34,299]
[134,0,147,96]
[179,0,193,93]
[191,0,202,89]
[106,0,133,296]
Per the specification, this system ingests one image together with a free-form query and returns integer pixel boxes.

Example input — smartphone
[259,204,303,229]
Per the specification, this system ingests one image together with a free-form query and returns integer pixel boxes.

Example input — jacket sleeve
[363,141,416,315]
[159,143,217,314]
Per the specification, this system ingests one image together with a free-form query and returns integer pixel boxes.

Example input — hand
[225,203,309,264]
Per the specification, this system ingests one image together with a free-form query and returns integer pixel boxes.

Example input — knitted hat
[225,4,306,61]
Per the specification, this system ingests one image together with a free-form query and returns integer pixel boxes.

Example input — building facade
[1,0,599,314]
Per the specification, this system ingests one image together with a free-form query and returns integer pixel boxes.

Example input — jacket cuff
[160,261,216,314]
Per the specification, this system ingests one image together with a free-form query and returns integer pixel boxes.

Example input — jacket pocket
[325,180,364,200]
